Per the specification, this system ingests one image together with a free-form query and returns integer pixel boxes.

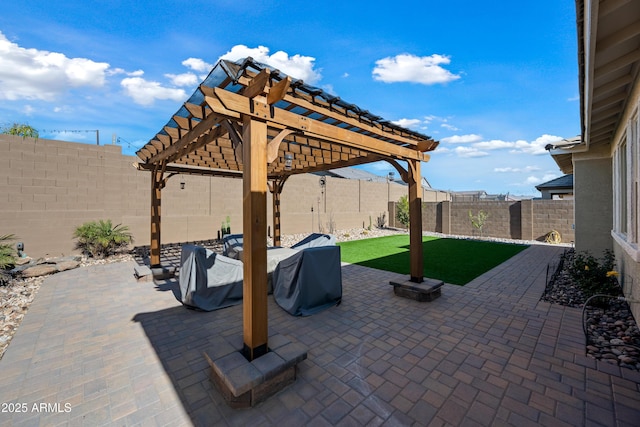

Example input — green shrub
[0,234,17,270]
[0,234,17,286]
[568,250,620,297]
[1,123,39,138]
[469,210,489,237]
[396,196,409,227]
[73,220,133,259]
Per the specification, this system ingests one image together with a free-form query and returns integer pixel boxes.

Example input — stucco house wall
[555,0,640,322]
[608,81,640,322]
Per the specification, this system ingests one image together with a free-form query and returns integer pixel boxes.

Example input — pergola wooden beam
[208,88,429,162]
[268,176,289,247]
[277,92,435,149]
[150,165,164,267]
[267,77,291,105]
[242,67,271,99]
[407,159,423,282]
[241,116,269,361]
[135,162,244,179]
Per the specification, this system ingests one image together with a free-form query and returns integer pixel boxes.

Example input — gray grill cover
[291,233,336,250]
[273,246,342,316]
[179,244,244,311]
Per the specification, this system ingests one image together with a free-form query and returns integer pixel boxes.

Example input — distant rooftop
[315,167,388,182]
[535,174,573,191]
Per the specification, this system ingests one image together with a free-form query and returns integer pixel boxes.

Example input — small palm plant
[73,220,133,259]
[0,234,17,286]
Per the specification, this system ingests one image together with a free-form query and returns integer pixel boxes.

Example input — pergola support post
[241,116,269,361]
[270,176,288,247]
[408,159,424,282]
[150,167,163,267]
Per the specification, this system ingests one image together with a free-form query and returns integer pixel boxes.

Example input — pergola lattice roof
[136,57,438,177]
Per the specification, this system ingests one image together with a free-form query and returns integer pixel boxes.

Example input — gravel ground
[541,249,640,370]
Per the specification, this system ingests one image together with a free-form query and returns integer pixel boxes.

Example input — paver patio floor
[0,244,639,426]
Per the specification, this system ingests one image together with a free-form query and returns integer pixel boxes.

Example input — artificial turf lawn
[338,235,529,285]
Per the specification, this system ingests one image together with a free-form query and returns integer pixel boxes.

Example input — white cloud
[342,72,349,78]
[393,118,422,129]
[182,57,213,72]
[434,146,451,153]
[441,134,483,144]
[455,146,488,158]
[372,53,460,85]
[219,45,322,84]
[120,77,187,106]
[437,133,564,159]
[510,134,563,155]
[0,31,110,101]
[52,105,72,114]
[109,68,144,77]
[473,139,519,150]
[165,72,198,87]
[322,84,336,95]
[494,166,541,173]
[441,123,459,131]
[45,130,91,142]
[444,134,564,155]
[524,173,559,185]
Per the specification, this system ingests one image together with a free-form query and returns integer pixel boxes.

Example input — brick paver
[1,244,639,426]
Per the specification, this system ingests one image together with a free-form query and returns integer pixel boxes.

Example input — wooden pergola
[136,57,439,360]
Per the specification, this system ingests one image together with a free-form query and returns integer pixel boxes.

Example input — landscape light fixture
[16,242,24,258]
[284,153,293,171]
[180,178,185,190]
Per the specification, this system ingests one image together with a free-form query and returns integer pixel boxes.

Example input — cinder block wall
[449,201,514,239]
[389,200,575,243]
[532,200,574,242]
[0,135,401,257]
[1,135,575,257]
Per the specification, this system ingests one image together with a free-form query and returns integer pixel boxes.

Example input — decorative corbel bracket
[267,129,295,164]
[385,159,409,183]
[222,120,244,163]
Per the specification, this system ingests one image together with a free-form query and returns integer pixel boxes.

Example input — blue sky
[0,1,579,197]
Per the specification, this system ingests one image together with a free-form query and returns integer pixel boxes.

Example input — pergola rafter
[136,57,439,361]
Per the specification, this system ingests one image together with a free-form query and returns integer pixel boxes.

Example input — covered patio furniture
[222,234,244,260]
[178,244,244,311]
[290,233,336,250]
[243,246,299,292]
[272,246,342,316]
